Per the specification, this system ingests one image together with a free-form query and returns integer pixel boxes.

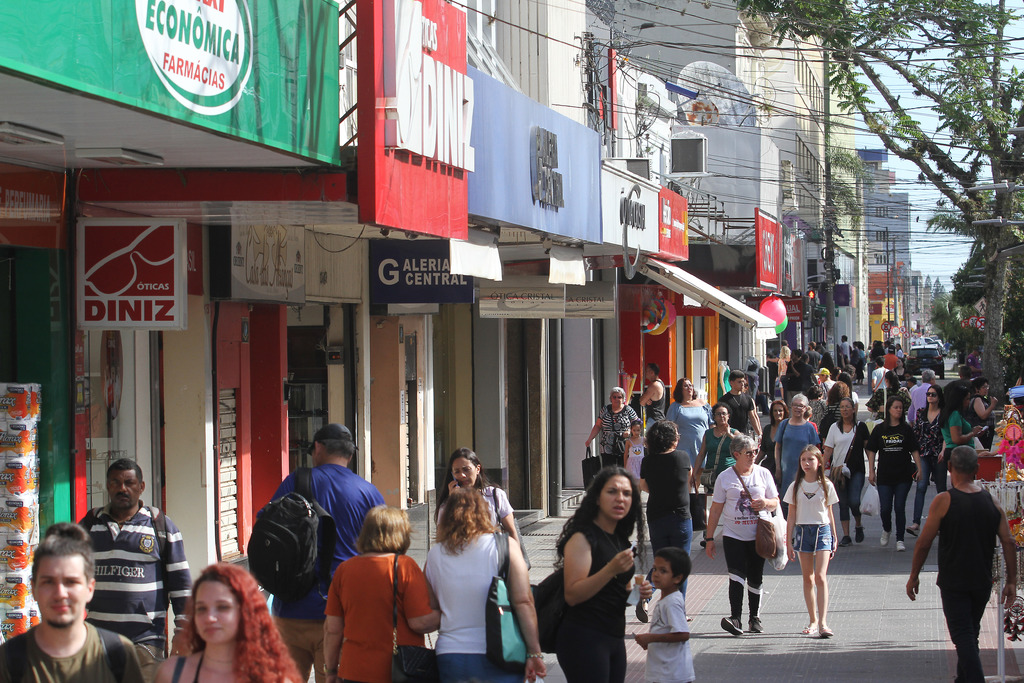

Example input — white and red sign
[656,187,688,262]
[962,316,986,330]
[358,0,470,238]
[77,220,187,330]
[881,321,892,332]
[781,296,803,322]
[755,209,780,291]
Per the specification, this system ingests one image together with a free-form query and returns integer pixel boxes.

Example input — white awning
[640,258,778,340]
[548,245,586,285]
[450,229,503,281]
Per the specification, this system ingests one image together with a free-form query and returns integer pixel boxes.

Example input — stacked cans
[0,383,41,641]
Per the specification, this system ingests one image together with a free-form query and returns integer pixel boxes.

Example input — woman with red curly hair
[155,563,301,683]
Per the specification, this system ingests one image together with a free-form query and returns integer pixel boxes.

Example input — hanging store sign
[600,165,659,262]
[755,208,780,291]
[479,278,615,319]
[656,187,688,262]
[370,240,474,304]
[467,68,601,242]
[358,0,470,238]
[781,296,803,322]
[0,165,66,249]
[77,219,187,330]
[209,225,305,303]
[565,281,616,319]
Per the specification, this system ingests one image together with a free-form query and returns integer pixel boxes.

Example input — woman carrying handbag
[822,398,868,547]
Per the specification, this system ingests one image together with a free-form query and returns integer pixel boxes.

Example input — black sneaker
[721,617,743,636]
[748,616,764,634]
[838,535,852,547]
[855,526,865,543]
[635,598,649,623]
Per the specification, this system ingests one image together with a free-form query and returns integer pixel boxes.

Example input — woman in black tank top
[553,467,649,683]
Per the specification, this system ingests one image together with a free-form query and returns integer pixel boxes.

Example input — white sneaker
[896,541,906,552]
[880,531,890,546]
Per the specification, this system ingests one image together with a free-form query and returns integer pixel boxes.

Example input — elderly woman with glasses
[587,387,640,469]
[703,434,780,636]
[774,394,820,513]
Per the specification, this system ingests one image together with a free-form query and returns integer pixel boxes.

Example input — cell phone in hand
[630,541,638,557]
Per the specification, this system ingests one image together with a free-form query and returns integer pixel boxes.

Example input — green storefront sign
[0,0,339,163]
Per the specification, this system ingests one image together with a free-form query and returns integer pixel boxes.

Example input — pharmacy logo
[136,0,253,115]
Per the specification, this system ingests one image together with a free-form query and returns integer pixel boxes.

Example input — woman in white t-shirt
[436,448,519,538]
[783,445,839,639]
[703,434,780,637]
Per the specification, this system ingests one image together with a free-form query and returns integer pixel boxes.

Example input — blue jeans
[837,471,865,523]
[877,480,913,541]
[913,454,948,524]
[437,653,523,683]
[646,512,693,596]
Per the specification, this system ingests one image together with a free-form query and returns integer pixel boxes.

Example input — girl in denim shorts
[783,445,839,639]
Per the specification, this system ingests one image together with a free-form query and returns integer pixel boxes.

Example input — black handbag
[689,492,707,532]
[582,447,602,488]
[390,555,439,683]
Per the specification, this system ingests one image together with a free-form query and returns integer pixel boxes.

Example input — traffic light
[808,290,817,302]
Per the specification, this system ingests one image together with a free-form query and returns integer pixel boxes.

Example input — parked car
[907,346,945,379]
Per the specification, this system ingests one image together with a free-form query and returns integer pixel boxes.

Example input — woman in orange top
[324,506,440,683]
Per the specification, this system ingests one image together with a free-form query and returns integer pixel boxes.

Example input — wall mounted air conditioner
[670,136,708,176]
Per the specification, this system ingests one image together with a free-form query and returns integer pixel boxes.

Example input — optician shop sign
[600,165,659,258]
[358,0,471,238]
[755,208,781,291]
[77,219,187,330]
[478,278,615,319]
[369,240,474,304]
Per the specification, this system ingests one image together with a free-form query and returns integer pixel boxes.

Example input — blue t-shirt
[270,463,385,620]
[776,420,820,491]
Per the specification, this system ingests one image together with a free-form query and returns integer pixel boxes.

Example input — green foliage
[999,263,1024,379]
[930,294,983,354]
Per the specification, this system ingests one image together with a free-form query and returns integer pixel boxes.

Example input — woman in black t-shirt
[866,395,923,552]
[554,467,650,683]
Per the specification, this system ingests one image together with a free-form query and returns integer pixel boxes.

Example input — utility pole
[822,51,837,352]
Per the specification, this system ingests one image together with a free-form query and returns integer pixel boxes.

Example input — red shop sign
[781,295,803,322]
[357,0,471,238]
[76,220,187,330]
[755,208,780,291]
[656,187,688,262]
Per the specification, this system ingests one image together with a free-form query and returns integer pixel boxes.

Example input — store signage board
[0,165,66,249]
[781,295,803,322]
[467,68,601,242]
[479,278,615,319]
[755,208,780,291]
[369,240,474,304]
[358,0,470,238]
[656,187,688,262]
[600,165,659,257]
[77,219,187,330]
[565,281,616,319]
[220,225,305,303]
[0,0,339,162]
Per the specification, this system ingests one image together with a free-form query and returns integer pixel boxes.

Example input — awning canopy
[640,258,778,340]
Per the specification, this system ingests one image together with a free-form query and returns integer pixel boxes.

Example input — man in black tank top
[639,363,668,423]
[907,446,1016,682]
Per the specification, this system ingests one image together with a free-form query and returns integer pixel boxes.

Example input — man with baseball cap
[818,367,836,393]
[265,424,384,683]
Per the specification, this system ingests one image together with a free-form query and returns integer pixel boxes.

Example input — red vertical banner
[755,209,780,291]
[656,187,688,261]
[608,48,618,130]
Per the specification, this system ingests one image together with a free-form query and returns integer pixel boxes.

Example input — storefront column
[473,317,506,483]
[163,294,217,568]
[707,314,721,404]
[249,304,286,538]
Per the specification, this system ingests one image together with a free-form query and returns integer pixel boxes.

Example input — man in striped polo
[80,459,192,682]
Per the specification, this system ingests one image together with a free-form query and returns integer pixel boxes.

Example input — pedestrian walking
[823,397,868,546]
[425,488,545,683]
[638,363,669,423]
[80,458,192,681]
[704,435,780,636]
[909,384,945,536]
[587,387,640,469]
[634,548,694,683]
[783,445,839,638]
[866,371,912,421]
[436,447,522,547]
[323,507,439,683]
[264,423,385,683]
[721,370,762,440]
[625,419,646,481]
[757,400,788,485]
[666,378,711,474]
[554,467,650,683]
[941,382,986,492]
[155,564,301,683]
[774,393,820,511]
[866,395,923,551]
[637,420,692,621]
[907,446,1016,683]
[694,403,738,497]
[0,523,146,683]
[966,377,996,450]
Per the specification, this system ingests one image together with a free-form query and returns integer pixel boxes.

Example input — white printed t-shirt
[645,590,693,683]
[783,479,839,525]
[712,466,779,542]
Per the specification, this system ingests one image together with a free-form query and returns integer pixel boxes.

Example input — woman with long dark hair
[909,384,945,536]
[866,395,923,552]
[940,381,986,488]
[156,564,301,683]
[966,377,996,450]
[435,448,521,546]
[666,378,711,469]
[555,467,649,683]
[758,400,789,483]
[866,370,912,420]
[822,397,868,546]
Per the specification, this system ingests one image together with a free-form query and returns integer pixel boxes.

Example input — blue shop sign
[468,67,602,243]
[369,240,475,304]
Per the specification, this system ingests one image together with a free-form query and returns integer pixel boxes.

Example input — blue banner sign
[369,240,474,304]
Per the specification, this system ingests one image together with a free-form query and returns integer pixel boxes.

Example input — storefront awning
[450,229,503,281]
[640,258,778,339]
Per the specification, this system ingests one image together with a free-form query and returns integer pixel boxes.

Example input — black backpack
[5,627,127,682]
[247,468,336,602]
[531,569,566,654]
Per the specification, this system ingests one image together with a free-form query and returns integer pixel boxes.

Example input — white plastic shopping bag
[861,482,880,517]
[768,508,789,571]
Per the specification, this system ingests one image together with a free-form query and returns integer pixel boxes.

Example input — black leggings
[555,620,626,683]
[722,536,766,620]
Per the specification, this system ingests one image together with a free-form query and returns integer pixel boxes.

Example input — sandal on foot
[819,627,834,639]
[802,624,818,635]
[906,525,919,537]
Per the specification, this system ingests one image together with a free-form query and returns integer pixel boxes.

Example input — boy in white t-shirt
[636,548,694,683]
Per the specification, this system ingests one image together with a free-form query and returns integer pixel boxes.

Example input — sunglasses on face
[927,392,938,397]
